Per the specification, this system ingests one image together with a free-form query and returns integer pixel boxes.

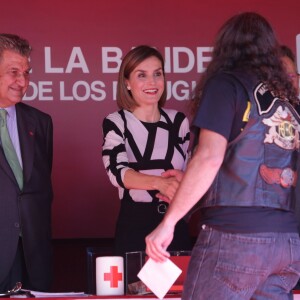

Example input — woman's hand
[158,176,180,201]
[156,169,184,202]
[123,169,184,202]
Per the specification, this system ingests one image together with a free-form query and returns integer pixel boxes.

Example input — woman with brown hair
[102,45,192,257]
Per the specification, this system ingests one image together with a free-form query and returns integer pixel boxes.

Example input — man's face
[0,50,30,108]
[281,55,299,94]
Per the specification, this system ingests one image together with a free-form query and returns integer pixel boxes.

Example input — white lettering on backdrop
[24,47,212,101]
[24,41,300,102]
[23,45,210,101]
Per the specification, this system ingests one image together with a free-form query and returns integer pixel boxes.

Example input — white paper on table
[13,290,87,298]
[137,257,182,299]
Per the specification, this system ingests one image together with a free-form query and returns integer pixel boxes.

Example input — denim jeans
[182,225,300,300]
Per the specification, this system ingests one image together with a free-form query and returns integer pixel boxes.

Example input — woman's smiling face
[126,56,165,108]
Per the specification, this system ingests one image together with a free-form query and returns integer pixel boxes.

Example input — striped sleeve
[102,112,130,188]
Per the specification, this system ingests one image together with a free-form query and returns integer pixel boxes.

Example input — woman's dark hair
[191,12,298,115]
[117,45,167,110]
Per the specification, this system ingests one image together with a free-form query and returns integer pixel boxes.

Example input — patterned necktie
[0,109,23,190]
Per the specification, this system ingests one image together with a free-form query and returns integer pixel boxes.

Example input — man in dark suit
[0,34,53,292]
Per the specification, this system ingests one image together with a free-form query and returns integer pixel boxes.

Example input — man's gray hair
[0,34,31,59]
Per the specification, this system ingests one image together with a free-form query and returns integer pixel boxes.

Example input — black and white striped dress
[102,108,192,256]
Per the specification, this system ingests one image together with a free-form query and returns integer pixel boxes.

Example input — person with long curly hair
[146,12,300,299]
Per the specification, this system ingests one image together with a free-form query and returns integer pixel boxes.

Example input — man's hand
[161,169,184,182]
[145,221,174,262]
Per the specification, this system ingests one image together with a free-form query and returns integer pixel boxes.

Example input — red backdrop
[0,0,299,238]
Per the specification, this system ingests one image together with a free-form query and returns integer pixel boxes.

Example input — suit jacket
[0,102,53,291]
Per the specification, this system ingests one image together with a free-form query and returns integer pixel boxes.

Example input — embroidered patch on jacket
[259,165,297,188]
[263,105,300,150]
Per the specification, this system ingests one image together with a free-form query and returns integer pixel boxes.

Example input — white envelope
[137,258,182,299]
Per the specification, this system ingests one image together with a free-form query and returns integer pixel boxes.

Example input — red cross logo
[104,266,123,288]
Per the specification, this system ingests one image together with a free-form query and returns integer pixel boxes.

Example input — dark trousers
[0,238,32,293]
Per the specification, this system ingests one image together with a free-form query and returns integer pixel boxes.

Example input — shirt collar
[0,105,16,120]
